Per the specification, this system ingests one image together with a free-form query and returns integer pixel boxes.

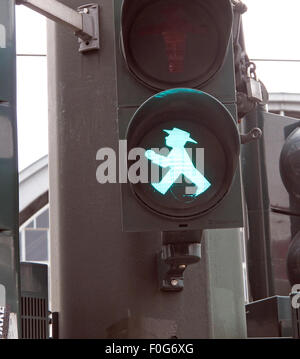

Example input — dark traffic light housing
[280,127,300,200]
[242,107,300,296]
[0,1,18,231]
[115,0,243,232]
[280,127,300,287]
[126,88,240,219]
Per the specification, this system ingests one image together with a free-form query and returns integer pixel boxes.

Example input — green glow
[154,88,203,99]
[145,128,211,196]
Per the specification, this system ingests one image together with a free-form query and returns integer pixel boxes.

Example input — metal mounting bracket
[77,4,100,53]
[158,243,201,292]
[240,127,262,144]
[16,0,100,53]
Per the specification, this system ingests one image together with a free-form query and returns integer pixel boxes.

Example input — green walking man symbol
[145,128,211,196]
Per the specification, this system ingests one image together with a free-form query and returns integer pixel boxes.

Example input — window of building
[19,205,50,265]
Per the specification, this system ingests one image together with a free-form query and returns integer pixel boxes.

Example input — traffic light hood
[121,0,234,90]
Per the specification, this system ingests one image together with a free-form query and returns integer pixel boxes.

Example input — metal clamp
[241,127,262,144]
[77,4,100,53]
[158,243,201,292]
[231,0,248,14]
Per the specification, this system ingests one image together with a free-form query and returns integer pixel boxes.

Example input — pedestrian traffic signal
[242,107,300,297]
[0,0,18,231]
[280,127,300,287]
[280,127,300,200]
[125,88,240,221]
[0,0,20,330]
[115,0,243,231]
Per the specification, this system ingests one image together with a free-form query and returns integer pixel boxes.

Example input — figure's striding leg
[152,169,181,195]
[184,169,211,196]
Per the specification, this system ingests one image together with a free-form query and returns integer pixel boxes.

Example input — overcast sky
[16,6,47,171]
[15,0,300,170]
[243,0,300,93]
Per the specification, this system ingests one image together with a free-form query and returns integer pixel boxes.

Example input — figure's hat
[164,128,198,144]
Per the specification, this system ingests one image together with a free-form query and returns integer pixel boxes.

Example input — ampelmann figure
[145,128,211,196]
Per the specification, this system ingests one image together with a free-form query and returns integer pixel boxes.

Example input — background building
[269,93,300,119]
[19,156,49,265]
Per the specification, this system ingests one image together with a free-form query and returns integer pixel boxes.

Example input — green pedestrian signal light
[125,88,241,224]
[145,128,211,197]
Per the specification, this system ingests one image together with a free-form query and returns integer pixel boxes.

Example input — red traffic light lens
[121,0,233,90]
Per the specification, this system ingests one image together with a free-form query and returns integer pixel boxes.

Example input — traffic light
[0,0,18,231]
[280,126,300,287]
[115,0,243,232]
[0,0,20,333]
[45,0,248,336]
[242,106,300,297]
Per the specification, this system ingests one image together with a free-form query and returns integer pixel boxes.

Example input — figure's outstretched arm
[145,150,170,168]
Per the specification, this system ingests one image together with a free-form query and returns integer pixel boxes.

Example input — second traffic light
[114,0,243,231]
[242,107,300,297]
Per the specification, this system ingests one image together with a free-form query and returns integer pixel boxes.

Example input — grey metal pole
[241,105,275,300]
[48,0,247,339]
